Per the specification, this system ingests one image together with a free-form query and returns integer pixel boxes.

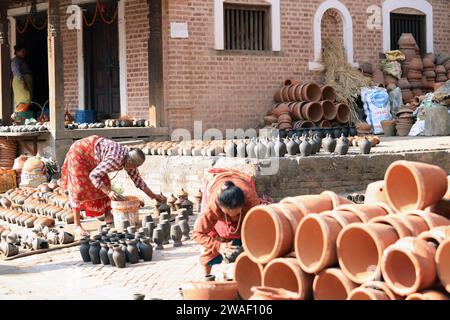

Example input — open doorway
[83,1,121,120]
[390,13,426,54]
[15,11,49,117]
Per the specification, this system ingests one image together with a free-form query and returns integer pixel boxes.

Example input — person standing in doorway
[11,44,33,123]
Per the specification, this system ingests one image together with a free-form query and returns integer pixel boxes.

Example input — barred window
[224,4,270,51]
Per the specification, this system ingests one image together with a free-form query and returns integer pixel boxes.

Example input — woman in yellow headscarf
[11,44,33,121]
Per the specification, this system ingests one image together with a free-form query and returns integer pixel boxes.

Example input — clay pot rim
[295,213,340,274]
[371,215,412,238]
[381,237,434,296]
[360,281,401,300]
[405,290,450,300]
[403,210,450,229]
[337,222,391,284]
[334,204,388,222]
[320,191,352,209]
[242,205,288,265]
[348,287,388,300]
[313,267,357,300]
[250,286,301,300]
[418,226,450,245]
[234,253,265,299]
[262,258,308,298]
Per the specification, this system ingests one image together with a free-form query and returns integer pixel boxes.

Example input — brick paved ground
[0,213,234,300]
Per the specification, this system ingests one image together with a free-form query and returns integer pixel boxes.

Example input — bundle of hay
[321,38,374,123]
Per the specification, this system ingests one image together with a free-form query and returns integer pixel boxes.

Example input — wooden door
[83,2,120,120]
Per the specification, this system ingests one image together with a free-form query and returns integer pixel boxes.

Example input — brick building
[1,0,449,137]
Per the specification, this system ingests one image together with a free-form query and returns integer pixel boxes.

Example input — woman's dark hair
[218,181,245,209]
[14,44,26,54]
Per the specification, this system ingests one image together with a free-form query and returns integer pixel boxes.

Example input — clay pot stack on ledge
[270,80,349,131]
[235,160,450,300]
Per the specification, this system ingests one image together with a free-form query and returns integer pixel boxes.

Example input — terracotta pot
[418,226,450,246]
[337,223,400,284]
[320,86,336,102]
[280,194,334,217]
[334,204,388,223]
[288,84,301,101]
[272,103,290,117]
[398,33,417,49]
[320,191,352,209]
[409,57,423,71]
[278,114,292,124]
[292,120,314,129]
[436,238,450,294]
[401,90,414,103]
[384,160,448,213]
[381,237,437,296]
[281,86,290,102]
[262,258,314,300]
[321,101,337,121]
[284,79,300,86]
[406,290,450,300]
[364,181,386,204]
[373,214,429,238]
[348,281,401,300]
[300,82,321,102]
[290,102,305,120]
[313,268,358,300]
[181,281,238,300]
[301,102,323,122]
[249,286,301,300]
[335,103,351,123]
[398,78,411,89]
[264,115,278,126]
[381,120,397,136]
[426,200,450,220]
[435,65,446,74]
[403,211,450,230]
[423,70,436,78]
[322,210,362,227]
[396,123,412,136]
[278,122,293,130]
[407,70,423,79]
[242,204,297,264]
[234,253,264,300]
[316,119,330,128]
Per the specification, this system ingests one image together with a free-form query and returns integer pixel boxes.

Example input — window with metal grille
[224,4,270,51]
[390,13,426,54]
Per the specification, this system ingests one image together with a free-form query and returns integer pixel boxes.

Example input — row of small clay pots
[273,82,337,104]
[235,160,450,299]
[0,208,56,229]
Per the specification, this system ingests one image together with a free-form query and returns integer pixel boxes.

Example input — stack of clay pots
[395,108,415,136]
[235,160,450,300]
[398,33,419,78]
[271,80,350,130]
[423,54,436,90]
[407,57,424,97]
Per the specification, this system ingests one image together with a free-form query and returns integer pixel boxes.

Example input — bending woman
[193,169,261,276]
[61,135,164,236]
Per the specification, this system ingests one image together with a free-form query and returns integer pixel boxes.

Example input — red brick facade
[8,0,450,133]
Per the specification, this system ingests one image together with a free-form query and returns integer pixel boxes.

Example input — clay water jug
[236,140,247,158]
[171,224,183,247]
[323,134,336,153]
[139,237,153,261]
[265,138,275,157]
[254,140,267,159]
[274,137,287,157]
[359,137,372,154]
[300,138,312,156]
[112,244,126,268]
[126,239,140,264]
[246,138,257,158]
[336,134,349,155]
[88,240,101,264]
[225,140,237,157]
[99,243,110,265]
[107,243,116,266]
[79,238,91,262]
[286,138,299,156]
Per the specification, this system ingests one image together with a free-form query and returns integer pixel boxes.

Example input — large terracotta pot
[436,236,450,293]
[234,253,264,300]
[180,281,238,300]
[334,204,388,223]
[320,191,352,209]
[384,161,448,213]
[371,214,429,238]
[262,258,314,300]
[301,102,323,122]
[398,33,417,49]
[337,223,399,284]
[335,103,351,124]
[272,103,290,117]
[295,213,343,273]
[348,281,401,300]
[282,86,290,102]
[322,210,362,227]
[406,290,450,300]
[249,286,301,300]
[381,237,437,296]
[242,204,297,264]
[313,268,357,300]
[364,181,386,204]
[274,88,284,102]
[321,100,337,121]
[403,210,450,230]
[280,194,333,217]
[300,82,321,102]
[320,86,336,102]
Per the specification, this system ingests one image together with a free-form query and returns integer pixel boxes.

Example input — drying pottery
[112,244,126,268]
[313,268,358,300]
[171,224,183,247]
[224,141,237,157]
[153,228,164,250]
[246,138,257,158]
[320,86,336,102]
[406,290,450,300]
[234,253,264,300]
[107,243,116,266]
[286,138,299,156]
[299,138,312,156]
[359,137,371,154]
[337,222,400,284]
[249,287,301,300]
[381,120,397,136]
[89,240,101,264]
[381,237,437,296]
[300,82,321,102]
[180,281,238,300]
[436,236,450,293]
[32,238,49,250]
[335,103,351,123]
[371,214,428,238]
[335,134,349,155]
[364,181,386,204]
[138,237,153,261]
[262,258,313,300]
[58,231,74,244]
[236,140,247,158]
[126,239,140,264]
[384,160,448,213]
[320,191,352,209]
[334,204,387,223]
[1,242,19,257]
[99,243,110,266]
[179,219,190,241]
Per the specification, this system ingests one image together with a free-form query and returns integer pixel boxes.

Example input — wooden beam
[0,3,12,124]
[148,0,164,128]
[48,0,65,138]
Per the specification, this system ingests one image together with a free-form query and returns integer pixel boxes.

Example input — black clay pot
[349,126,357,137]
[153,227,164,250]
[126,239,140,264]
[359,137,372,154]
[107,243,116,266]
[88,240,101,264]
[323,134,337,153]
[170,224,183,247]
[142,215,153,226]
[332,127,341,139]
[138,238,153,261]
[335,135,349,156]
[112,244,126,268]
[274,138,287,157]
[342,126,349,137]
[161,220,171,245]
[236,141,247,158]
[225,141,237,157]
[99,243,110,266]
[278,129,287,139]
[286,138,299,156]
[145,221,156,242]
[79,238,91,262]
[179,219,190,241]
[119,239,129,262]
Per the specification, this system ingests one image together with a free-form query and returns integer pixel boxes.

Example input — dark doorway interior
[15,12,49,116]
[390,13,426,55]
[83,1,121,120]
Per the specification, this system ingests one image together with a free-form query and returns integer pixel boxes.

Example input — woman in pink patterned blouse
[61,135,164,236]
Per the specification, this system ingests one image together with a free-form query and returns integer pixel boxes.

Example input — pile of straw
[321,38,374,123]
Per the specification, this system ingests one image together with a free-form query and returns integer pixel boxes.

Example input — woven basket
[0,139,17,169]
[0,169,17,193]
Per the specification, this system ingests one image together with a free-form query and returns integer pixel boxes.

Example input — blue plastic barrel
[75,110,97,124]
